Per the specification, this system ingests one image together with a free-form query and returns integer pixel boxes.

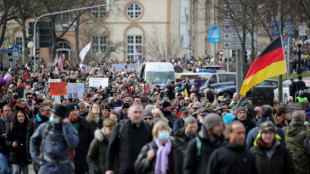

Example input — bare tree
[0,0,16,48]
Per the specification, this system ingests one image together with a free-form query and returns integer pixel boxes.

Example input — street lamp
[33,2,111,72]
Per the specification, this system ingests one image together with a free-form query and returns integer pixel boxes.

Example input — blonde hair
[152,108,168,123]
[86,103,104,122]
[152,121,172,140]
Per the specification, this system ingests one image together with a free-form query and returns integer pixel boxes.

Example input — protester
[105,104,152,174]
[173,106,189,134]
[5,110,30,174]
[30,104,79,174]
[207,121,258,174]
[67,103,93,174]
[142,110,154,126]
[87,118,117,174]
[283,111,310,174]
[0,111,9,174]
[134,121,183,174]
[234,107,256,135]
[250,121,295,174]
[184,113,225,174]
[86,103,104,131]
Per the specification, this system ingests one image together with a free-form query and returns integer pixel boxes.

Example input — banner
[50,82,67,96]
[65,83,84,99]
[89,78,109,88]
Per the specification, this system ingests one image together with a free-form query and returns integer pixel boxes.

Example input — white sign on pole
[64,83,84,99]
[89,78,109,88]
[48,79,61,83]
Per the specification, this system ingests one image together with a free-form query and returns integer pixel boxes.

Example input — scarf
[155,138,171,174]
[68,116,80,130]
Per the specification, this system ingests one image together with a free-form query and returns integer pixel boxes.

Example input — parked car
[274,80,310,101]
[216,79,278,99]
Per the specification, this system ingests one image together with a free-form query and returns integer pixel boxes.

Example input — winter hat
[204,113,223,130]
[223,113,236,125]
[122,103,130,109]
[259,121,277,133]
[162,101,171,108]
[236,107,246,115]
[67,103,79,113]
[180,106,189,113]
[178,96,184,101]
[102,105,110,112]
[143,110,153,118]
[52,104,68,118]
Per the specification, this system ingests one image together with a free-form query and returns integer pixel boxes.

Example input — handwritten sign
[89,78,109,88]
[252,90,274,106]
[64,83,84,99]
[287,102,304,114]
[50,82,67,96]
[48,79,61,83]
[111,64,126,70]
[54,95,62,104]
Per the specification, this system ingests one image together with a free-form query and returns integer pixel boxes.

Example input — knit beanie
[122,103,130,109]
[204,113,223,130]
[259,121,277,133]
[236,107,246,115]
[143,110,153,118]
[223,113,236,125]
[162,101,171,108]
[52,104,68,118]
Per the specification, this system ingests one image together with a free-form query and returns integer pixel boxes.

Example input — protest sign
[48,79,61,83]
[252,90,274,106]
[54,95,61,104]
[65,83,84,99]
[111,64,126,70]
[287,102,304,114]
[50,82,67,96]
[89,78,109,88]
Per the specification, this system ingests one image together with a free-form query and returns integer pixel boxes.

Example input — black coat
[296,80,306,91]
[0,119,8,154]
[106,119,152,174]
[134,140,183,174]
[73,117,94,172]
[26,114,49,159]
[251,141,295,174]
[6,121,30,165]
[238,118,256,136]
[184,126,225,174]
[289,81,297,96]
[207,142,258,174]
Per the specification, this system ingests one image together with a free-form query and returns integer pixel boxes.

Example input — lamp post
[33,2,111,72]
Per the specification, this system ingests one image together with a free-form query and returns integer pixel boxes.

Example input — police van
[175,70,236,91]
[139,62,176,86]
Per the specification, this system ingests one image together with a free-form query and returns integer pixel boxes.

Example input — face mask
[50,117,60,124]
[158,131,170,142]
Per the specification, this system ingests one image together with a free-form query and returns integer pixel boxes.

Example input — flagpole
[280,35,287,74]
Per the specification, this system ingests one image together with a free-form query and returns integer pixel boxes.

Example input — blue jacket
[245,117,285,149]
[30,121,79,174]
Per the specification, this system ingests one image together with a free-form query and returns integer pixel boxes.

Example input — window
[126,35,143,63]
[126,3,142,19]
[15,37,23,51]
[91,1,107,19]
[219,74,236,83]
[92,36,108,53]
[56,13,70,23]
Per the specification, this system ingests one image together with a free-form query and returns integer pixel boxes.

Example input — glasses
[44,110,51,112]
[144,117,153,120]
[27,97,33,99]
[193,107,199,110]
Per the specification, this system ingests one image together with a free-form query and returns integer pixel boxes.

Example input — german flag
[240,37,286,96]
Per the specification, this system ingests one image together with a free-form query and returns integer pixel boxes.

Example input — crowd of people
[0,60,310,174]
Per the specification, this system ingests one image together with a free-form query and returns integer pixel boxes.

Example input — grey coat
[30,121,79,174]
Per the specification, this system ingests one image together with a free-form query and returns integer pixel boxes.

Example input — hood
[256,117,275,126]
[94,128,108,142]
[285,123,306,137]
[198,126,225,145]
[175,127,185,137]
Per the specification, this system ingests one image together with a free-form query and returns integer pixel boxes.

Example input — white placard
[54,95,61,104]
[64,83,84,99]
[89,78,109,88]
[48,79,61,83]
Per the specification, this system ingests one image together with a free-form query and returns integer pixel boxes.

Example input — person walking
[207,121,258,174]
[30,104,79,174]
[105,104,152,174]
[134,121,183,174]
[283,111,310,174]
[184,113,225,174]
[87,118,117,174]
[250,121,295,174]
[5,110,30,174]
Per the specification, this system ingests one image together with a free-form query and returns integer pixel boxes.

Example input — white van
[139,62,176,86]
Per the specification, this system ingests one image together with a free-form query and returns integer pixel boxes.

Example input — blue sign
[0,44,19,54]
[271,22,294,37]
[208,26,221,43]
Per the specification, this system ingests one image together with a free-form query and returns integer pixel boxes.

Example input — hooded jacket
[251,140,295,174]
[87,129,117,174]
[283,123,310,174]
[184,126,225,174]
[246,117,285,149]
